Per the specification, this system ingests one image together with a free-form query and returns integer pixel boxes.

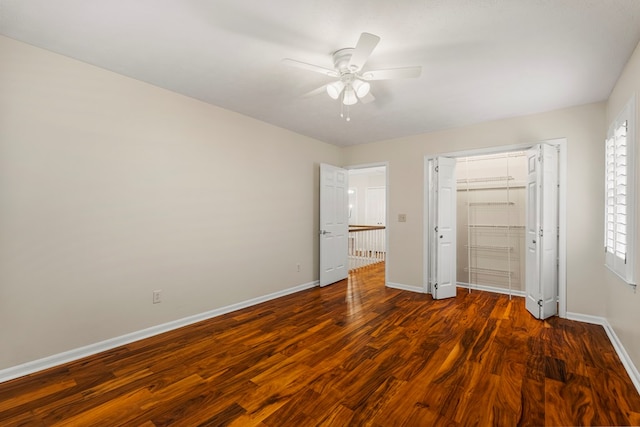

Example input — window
[605,97,636,285]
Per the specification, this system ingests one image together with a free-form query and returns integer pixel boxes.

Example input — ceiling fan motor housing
[333,48,357,73]
[329,48,370,100]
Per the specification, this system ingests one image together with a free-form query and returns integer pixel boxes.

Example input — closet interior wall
[456,152,527,295]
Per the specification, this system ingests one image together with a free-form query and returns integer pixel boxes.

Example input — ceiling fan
[283,32,422,117]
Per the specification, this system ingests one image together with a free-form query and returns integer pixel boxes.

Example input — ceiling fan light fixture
[351,78,370,98]
[284,32,422,120]
[326,81,345,100]
[342,86,358,105]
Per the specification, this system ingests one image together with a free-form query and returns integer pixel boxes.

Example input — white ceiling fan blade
[359,92,376,104]
[282,58,338,77]
[348,32,380,71]
[362,66,422,81]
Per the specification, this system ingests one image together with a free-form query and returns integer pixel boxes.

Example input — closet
[456,152,527,297]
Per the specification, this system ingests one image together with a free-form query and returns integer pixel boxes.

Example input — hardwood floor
[1,262,639,426]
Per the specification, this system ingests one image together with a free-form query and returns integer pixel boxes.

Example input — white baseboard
[566,312,640,395]
[386,282,426,293]
[565,312,606,325]
[0,280,319,384]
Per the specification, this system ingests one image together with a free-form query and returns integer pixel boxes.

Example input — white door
[525,148,540,316]
[365,187,386,226]
[431,157,457,299]
[525,144,559,319]
[320,163,349,286]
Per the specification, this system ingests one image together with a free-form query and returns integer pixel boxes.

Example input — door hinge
[537,299,543,307]
[434,226,438,232]
[435,165,439,173]
[625,253,627,264]
[434,283,438,290]
[539,228,543,237]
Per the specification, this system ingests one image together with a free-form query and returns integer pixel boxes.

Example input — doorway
[456,151,528,297]
[347,164,388,280]
[424,140,567,318]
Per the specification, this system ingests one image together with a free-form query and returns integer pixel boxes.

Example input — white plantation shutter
[605,122,627,258]
[605,98,635,285]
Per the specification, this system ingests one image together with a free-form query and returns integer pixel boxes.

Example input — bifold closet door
[525,144,559,319]
[431,157,457,300]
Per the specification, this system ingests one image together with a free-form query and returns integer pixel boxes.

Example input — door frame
[347,162,389,286]
[423,139,567,318]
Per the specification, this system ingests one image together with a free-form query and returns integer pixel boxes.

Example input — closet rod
[459,151,526,162]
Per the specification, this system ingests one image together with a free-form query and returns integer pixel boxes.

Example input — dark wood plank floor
[1,262,639,426]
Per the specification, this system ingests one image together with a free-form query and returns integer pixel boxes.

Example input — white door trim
[423,139,567,317]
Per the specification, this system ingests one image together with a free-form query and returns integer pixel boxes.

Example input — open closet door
[525,144,559,319]
[431,157,457,299]
[319,163,349,286]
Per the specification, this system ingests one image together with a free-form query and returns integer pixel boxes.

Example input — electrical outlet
[153,290,162,304]
[398,214,407,222]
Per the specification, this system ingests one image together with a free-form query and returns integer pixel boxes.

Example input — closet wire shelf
[463,267,513,278]
[459,152,527,299]
[468,201,515,206]
[467,224,525,229]
[465,245,514,252]
[457,176,526,191]
[457,176,514,183]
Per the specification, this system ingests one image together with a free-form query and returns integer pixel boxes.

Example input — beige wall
[0,36,342,369]
[344,102,607,316]
[605,40,640,369]
[3,31,636,375]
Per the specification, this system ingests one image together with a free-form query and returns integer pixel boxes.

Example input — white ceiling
[2,1,640,146]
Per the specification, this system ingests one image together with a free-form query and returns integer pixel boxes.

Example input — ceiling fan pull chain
[338,97,350,122]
